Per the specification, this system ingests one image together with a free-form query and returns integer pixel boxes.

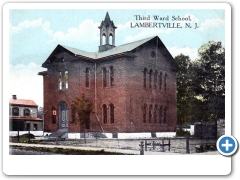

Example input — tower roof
[99,12,116,28]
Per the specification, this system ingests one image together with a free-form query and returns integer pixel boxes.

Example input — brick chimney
[12,95,17,100]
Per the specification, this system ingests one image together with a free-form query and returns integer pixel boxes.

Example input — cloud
[167,46,198,60]
[9,62,45,107]
[49,19,100,43]
[199,18,225,30]
[10,18,52,35]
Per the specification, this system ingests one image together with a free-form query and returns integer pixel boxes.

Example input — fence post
[168,139,171,151]
[153,141,155,150]
[186,136,190,154]
[162,139,164,152]
[139,141,144,155]
[145,140,147,151]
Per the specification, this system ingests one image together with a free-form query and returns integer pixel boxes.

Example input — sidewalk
[9,142,220,155]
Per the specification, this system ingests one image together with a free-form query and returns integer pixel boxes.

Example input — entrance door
[59,101,68,129]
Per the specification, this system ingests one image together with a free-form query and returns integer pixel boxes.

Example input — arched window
[109,34,113,45]
[159,72,162,90]
[159,106,162,124]
[149,69,152,89]
[102,34,106,45]
[143,68,147,88]
[12,107,19,116]
[52,106,57,124]
[164,73,167,92]
[102,104,107,124]
[102,67,107,87]
[154,105,158,123]
[58,72,62,90]
[149,104,153,123]
[64,71,68,89]
[143,104,147,123]
[164,106,167,124]
[110,103,114,123]
[154,70,158,89]
[71,104,76,124]
[86,68,90,88]
[109,66,114,87]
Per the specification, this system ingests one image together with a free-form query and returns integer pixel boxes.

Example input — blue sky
[8,8,225,106]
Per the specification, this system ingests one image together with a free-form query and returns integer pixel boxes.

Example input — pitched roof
[9,99,38,107]
[42,36,177,69]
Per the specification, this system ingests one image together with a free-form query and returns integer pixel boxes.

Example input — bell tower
[98,12,117,52]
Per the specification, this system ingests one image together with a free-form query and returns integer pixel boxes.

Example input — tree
[72,94,93,143]
[194,41,225,121]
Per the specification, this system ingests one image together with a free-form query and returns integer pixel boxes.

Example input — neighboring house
[38,12,177,134]
[9,95,43,131]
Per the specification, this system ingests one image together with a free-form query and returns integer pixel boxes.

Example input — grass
[10,145,134,155]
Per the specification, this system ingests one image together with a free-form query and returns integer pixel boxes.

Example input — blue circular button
[217,135,238,156]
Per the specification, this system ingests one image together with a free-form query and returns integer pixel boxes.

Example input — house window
[163,106,167,124]
[159,72,162,90]
[103,104,107,124]
[149,104,153,123]
[143,68,147,88]
[154,70,158,89]
[12,107,19,116]
[58,71,68,90]
[110,103,114,123]
[34,124,38,131]
[64,71,68,89]
[159,106,162,124]
[154,105,158,123]
[58,72,62,90]
[86,68,90,88]
[149,69,152,89]
[71,104,76,124]
[26,123,30,131]
[164,73,167,92]
[143,104,147,123]
[102,67,107,87]
[24,109,30,116]
[52,106,56,124]
[109,66,114,87]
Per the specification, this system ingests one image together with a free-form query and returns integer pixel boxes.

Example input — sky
[8,8,225,107]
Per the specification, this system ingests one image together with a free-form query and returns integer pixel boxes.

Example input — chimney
[12,95,17,100]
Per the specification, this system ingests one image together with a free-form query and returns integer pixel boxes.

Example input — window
[12,107,19,116]
[34,124,38,131]
[24,109,30,116]
[102,68,107,87]
[58,71,68,90]
[159,106,162,124]
[159,72,162,90]
[143,68,147,88]
[149,69,152,89]
[71,104,76,124]
[154,70,158,89]
[64,71,68,89]
[58,72,62,90]
[85,112,90,129]
[164,73,167,92]
[154,105,158,123]
[26,123,30,131]
[110,103,114,123]
[86,68,90,88]
[149,104,153,123]
[103,104,107,124]
[52,106,56,124]
[109,66,114,87]
[163,106,167,124]
[143,104,147,123]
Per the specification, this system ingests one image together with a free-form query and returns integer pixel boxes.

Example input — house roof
[9,99,38,107]
[9,117,42,121]
[42,36,177,69]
